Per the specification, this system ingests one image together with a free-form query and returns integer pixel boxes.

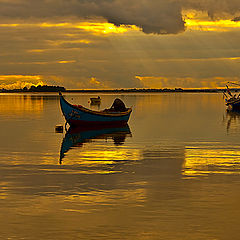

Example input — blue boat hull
[59,94,132,127]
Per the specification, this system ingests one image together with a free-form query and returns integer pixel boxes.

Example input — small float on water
[224,83,240,111]
[90,96,101,105]
[59,92,132,127]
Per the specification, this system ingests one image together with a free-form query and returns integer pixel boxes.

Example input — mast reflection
[59,124,132,164]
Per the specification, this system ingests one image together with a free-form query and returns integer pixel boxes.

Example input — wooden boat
[59,92,132,127]
[224,85,240,111]
[59,124,131,163]
[90,96,101,105]
[226,97,240,111]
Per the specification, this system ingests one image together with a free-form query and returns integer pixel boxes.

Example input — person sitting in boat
[104,98,127,112]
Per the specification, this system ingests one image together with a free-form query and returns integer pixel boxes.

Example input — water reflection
[2,93,240,239]
[0,94,44,115]
[183,143,240,178]
[225,110,240,133]
[60,124,132,164]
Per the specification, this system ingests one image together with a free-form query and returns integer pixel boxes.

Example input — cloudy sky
[0,0,240,89]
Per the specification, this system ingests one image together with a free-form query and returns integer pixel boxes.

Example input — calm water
[0,93,240,240]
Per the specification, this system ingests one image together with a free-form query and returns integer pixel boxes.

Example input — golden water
[0,93,239,239]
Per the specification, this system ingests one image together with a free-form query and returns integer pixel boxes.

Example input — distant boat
[224,85,240,111]
[59,92,132,127]
[90,96,101,105]
[59,124,131,163]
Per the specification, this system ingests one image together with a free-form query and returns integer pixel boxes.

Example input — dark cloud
[180,0,240,19]
[0,0,185,34]
[100,0,185,34]
[1,0,240,34]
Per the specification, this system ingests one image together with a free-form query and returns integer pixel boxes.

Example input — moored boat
[59,92,132,127]
[224,85,240,111]
[226,97,240,111]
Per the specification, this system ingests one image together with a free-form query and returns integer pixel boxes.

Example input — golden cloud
[184,10,240,32]
[89,77,109,89]
[136,75,240,89]
[75,22,139,35]
[0,75,45,89]
[135,76,168,88]
[0,21,139,35]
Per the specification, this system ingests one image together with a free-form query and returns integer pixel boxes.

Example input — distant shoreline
[1,84,240,93]
[63,88,234,93]
[1,88,240,93]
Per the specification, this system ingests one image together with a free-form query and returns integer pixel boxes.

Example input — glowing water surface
[0,93,239,240]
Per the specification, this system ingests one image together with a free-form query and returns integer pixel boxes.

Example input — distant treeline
[0,85,66,93]
[1,85,239,93]
[65,88,239,93]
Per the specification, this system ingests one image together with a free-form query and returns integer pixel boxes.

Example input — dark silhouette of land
[0,85,239,93]
[64,88,237,93]
[0,85,66,93]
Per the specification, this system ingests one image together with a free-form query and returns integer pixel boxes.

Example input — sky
[0,0,240,89]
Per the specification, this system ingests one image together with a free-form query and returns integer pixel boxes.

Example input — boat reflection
[225,110,240,133]
[59,124,132,164]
